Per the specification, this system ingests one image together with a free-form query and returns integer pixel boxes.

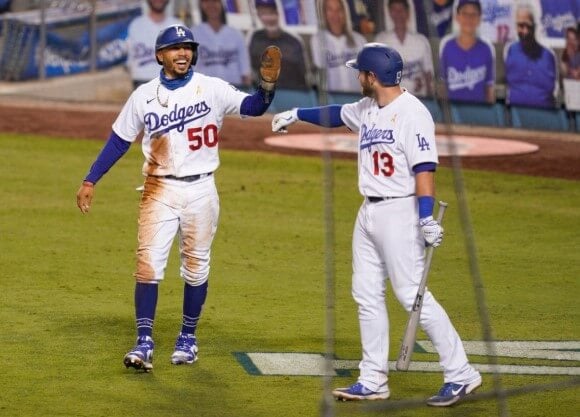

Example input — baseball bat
[395,201,448,371]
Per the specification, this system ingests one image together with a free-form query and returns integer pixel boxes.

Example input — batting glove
[419,216,444,247]
[272,108,299,133]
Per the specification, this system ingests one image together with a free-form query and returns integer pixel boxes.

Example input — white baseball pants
[134,175,219,286]
[351,196,480,391]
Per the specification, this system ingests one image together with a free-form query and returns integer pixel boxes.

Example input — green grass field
[0,133,578,417]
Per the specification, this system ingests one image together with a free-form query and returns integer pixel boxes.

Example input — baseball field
[0,106,578,417]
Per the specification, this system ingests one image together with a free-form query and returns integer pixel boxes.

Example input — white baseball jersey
[310,30,367,93]
[374,31,434,97]
[126,14,184,82]
[191,23,251,85]
[340,90,439,197]
[112,72,248,177]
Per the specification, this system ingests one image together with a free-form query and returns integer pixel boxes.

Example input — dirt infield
[1,102,579,180]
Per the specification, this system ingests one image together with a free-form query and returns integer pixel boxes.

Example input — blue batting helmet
[346,43,403,86]
[155,24,199,64]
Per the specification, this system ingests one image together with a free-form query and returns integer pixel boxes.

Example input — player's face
[257,6,280,32]
[389,3,409,31]
[157,43,194,79]
[324,0,347,36]
[456,4,481,36]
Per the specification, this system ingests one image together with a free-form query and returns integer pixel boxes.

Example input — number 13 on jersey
[373,151,394,177]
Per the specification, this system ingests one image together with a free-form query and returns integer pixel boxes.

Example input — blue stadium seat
[449,102,506,127]
[509,106,569,131]
[269,89,318,113]
[420,98,443,123]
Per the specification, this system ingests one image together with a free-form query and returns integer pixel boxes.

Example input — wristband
[418,196,434,219]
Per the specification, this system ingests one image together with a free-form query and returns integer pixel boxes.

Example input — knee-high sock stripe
[135,282,159,337]
[182,281,208,335]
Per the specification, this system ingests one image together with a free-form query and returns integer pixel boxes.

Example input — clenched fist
[272,108,298,133]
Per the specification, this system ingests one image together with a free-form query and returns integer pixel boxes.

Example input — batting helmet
[155,24,199,65]
[346,43,403,86]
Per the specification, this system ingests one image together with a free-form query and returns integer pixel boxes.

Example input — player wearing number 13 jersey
[272,43,481,406]
[76,24,281,371]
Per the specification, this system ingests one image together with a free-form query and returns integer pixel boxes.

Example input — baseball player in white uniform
[126,0,183,88]
[272,43,482,407]
[76,24,281,372]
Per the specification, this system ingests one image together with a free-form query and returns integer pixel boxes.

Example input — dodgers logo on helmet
[155,24,198,52]
[346,43,404,86]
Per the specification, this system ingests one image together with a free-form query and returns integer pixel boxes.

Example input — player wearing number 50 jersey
[272,43,481,406]
[76,24,281,372]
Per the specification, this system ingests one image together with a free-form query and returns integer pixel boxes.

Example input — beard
[519,30,542,60]
[362,84,374,98]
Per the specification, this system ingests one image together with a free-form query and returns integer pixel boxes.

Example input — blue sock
[135,282,158,338]
[181,281,208,335]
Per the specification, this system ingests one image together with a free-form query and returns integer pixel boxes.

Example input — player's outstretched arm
[272,105,345,133]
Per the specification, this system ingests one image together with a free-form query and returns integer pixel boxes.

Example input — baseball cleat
[332,382,390,401]
[426,376,483,407]
[171,333,198,365]
[123,335,154,372]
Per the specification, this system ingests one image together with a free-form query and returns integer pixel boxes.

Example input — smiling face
[156,43,195,79]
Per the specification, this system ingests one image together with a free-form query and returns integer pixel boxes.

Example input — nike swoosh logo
[147,98,155,104]
[281,115,293,121]
[451,387,463,396]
